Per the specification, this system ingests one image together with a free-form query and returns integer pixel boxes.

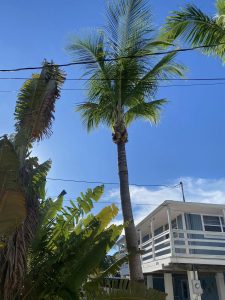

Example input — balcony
[119,201,225,275]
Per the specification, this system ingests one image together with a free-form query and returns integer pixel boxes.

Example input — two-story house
[117,200,225,300]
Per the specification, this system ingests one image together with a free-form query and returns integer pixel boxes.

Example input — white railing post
[182,213,189,254]
[166,206,174,256]
[138,229,142,262]
[223,209,225,223]
[150,220,155,261]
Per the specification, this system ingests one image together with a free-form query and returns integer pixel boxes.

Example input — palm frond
[216,0,225,16]
[161,4,225,60]
[124,99,167,126]
[68,31,107,73]
[106,0,152,57]
[14,61,65,151]
[69,0,184,132]
[76,102,113,131]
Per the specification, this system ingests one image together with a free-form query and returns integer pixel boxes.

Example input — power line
[46,177,180,189]
[62,200,158,206]
[2,76,225,82]
[0,42,225,73]
[1,82,225,95]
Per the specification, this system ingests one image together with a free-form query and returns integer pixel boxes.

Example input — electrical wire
[1,82,225,95]
[0,42,225,73]
[46,177,180,189]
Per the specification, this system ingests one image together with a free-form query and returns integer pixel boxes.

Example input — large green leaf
[14,61,65,159]
[0,137,26,236]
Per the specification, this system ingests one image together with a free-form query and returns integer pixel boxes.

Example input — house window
[154,226,163,237]
[203,215,223,232]
[172,219,178,229]
[142,234,150,243]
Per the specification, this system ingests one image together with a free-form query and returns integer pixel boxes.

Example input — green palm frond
[77,102,113,131]
[106,0,152,57]
[68,31,106,72]
[124,99,167,126]
[161,4,225,60]
[216,0,225,16]
[14,61,65,150]
[70,0,184,132]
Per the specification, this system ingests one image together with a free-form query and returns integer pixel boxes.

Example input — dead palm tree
[0,61,65,299]
[68,0,185,282]
[161,0,225,62]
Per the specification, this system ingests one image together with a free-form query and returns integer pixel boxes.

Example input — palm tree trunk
[117,141,144,282]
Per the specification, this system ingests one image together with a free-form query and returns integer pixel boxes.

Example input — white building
[117,200,225,300]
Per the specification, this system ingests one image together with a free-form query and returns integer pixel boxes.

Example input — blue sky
[1,0,225,222]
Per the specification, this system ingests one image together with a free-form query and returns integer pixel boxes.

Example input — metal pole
[180,181,186,202]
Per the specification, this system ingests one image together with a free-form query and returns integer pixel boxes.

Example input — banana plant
[23,186,124,300]
[0,61,65,300]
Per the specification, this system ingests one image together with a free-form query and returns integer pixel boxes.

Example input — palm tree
[161,0,225,62]
[68,0,184,282]
[0,61,65,299]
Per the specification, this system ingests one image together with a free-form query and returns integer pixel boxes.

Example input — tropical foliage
[86,281,165,300]
[161,0,225,62]
[68,0,185,281]
[22,185,124,300]
[0,61,65,299]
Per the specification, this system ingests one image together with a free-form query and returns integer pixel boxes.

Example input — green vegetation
[68,0,185,282]
[23,185,124,299]
[0,62,65,299]
[161,0,225,62]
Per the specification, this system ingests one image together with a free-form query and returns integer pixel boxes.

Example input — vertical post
[167,206,174,256]
[216,273,225,300]
[222,209,225,222]
[147,275,153,289]
[180,181,186,202]
[150,220,155,261]
[182,213,189,254]
[164,273,174,300]
[138,229,142,249]
[138,229,142,263]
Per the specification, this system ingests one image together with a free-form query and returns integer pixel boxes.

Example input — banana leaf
[0,137,26,236]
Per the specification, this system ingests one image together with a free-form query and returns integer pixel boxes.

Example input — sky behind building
[0,0,224,222]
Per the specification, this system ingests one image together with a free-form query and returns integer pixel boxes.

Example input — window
[142,234,150,243]
[203,215,224,232]
[172,219,177,229]
[154,226,163,237]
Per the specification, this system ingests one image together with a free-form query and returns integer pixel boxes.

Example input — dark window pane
[142,234,149,243]
[154,226,163,236]
[172,219,177,229]
[204,225,221,232]
[186,214,203,231]
[203,216,220,226]
[177,215,183,229]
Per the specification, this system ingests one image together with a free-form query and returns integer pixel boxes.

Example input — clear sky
[1,0,225,223]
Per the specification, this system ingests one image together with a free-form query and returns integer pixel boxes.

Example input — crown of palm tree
[161,0,225,62]
[68,0,185,131]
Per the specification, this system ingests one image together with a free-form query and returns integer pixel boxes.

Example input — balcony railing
[141,229,225,263]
